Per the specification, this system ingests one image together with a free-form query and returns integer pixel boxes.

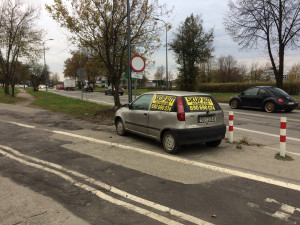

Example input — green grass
[0,87,23,104]
[26,88,114,120]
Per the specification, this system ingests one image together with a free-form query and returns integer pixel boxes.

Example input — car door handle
[144,113,148,116]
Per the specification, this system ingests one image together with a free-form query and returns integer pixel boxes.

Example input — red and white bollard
[229,111,234,143]
[280,117,287,157]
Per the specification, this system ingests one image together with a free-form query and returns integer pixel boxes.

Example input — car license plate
[199,116,215,123]
[288,102,294,105]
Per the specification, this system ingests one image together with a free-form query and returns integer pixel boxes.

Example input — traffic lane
[220,103,300,120]
[1,122,300,225]
[223,109,300,154]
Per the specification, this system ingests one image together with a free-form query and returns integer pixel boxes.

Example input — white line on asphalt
[8,121,36,129]
[5,121,300,191]
[219,104,300,123]
[232,127,300,142]
[263,146,300,157]
[52,130,300,192]
[0,145,211,225]
[0,149,189,225]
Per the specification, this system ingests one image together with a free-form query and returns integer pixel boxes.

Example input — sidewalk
[15,88,35,106]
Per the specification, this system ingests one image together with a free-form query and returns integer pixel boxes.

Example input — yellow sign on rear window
[151,95,176,111]
[184,96,215,111]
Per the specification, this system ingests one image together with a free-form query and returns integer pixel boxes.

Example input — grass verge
[26,89,116,122]
[0,88,23,104]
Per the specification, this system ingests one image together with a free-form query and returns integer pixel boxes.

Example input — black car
[82,86,93,93]
[105,86,124,96]
[229,86,298,113]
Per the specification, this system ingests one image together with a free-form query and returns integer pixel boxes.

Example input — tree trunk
[4,79,10,96]
[276,43,285,89]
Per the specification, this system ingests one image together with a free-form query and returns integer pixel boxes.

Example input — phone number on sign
[151,104,172,111]
[189,105,215,111]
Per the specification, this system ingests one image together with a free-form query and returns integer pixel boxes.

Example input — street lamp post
[43,39,54,93]
[155,18,168,91]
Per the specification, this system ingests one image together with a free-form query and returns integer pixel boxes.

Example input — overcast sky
[27,0,300,80]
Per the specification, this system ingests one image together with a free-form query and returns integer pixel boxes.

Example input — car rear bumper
[276,102,298,111]
[171,124,226,146]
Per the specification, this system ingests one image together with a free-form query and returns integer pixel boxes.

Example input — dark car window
[150,94,176,111]
[258,88,270,98]
[183,95,221,112]
[269,87,289,97]
[244,87,259,96]
[131,94,154,110]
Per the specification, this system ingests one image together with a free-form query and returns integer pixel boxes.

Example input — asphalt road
[0,92,300,224]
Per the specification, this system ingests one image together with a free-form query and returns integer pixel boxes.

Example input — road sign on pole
[130,55,145,72]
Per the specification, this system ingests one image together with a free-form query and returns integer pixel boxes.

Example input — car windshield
[269,87,289,97]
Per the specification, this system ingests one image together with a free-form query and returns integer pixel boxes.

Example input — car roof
[142,91,211,97]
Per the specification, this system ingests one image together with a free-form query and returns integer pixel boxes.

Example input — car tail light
[177,96,185,121]
[278,98,284,103]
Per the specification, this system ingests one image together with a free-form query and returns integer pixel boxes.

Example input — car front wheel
[116,119,126,136]
[162,131,180,154]
[264,102,275,113]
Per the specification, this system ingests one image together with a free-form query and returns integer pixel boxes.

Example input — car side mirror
[123,103,132,109]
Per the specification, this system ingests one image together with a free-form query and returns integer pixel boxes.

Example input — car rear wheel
[116,119,126,136]
[162,131,180,154]
[206,139,222,147]
[105,91,108,95]
[230,99,240,109]
[264,102,275,113]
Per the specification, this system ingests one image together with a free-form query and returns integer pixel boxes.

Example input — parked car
[114,91,226,154]
[56,85,64,90]
[229,86,298,113]
[105,86,124,96]
[82,86,93,93]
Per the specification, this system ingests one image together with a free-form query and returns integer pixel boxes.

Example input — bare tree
[217,55,243,82]
[0,0,44,96]
[224,0,300,89]
[47,0,171,107]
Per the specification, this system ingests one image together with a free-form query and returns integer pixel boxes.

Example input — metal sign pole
[127,0,132,103]
[134,78,137,99]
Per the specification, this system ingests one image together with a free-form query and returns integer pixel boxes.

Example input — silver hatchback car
[115,91,226,154]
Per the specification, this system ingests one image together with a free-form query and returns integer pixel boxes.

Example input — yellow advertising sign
[184,96,215,111]
[151,95,176,111]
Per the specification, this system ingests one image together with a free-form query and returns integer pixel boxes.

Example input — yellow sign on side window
[184,96,215,111]
[151,95,176,111]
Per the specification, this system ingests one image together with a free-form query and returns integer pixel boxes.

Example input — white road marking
[263,146,300,157]
[219,105,300,123]
[0,149,185,225]
[8,121,35,129]
[272,211,290,221]
[0,145,212,225]
[265,198,300,212]
[228,126,300,142]
[52,130,300,192]
[4,121,300,192]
